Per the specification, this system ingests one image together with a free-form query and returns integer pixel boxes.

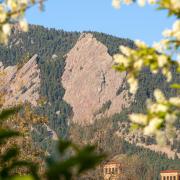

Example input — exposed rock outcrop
[0,54,40,107]
[62,33,133,125]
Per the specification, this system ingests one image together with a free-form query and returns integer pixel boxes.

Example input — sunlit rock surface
[0,54,40,107]
[62,33,133,125]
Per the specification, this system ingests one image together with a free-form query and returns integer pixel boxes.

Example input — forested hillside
[0,25,135,138]
[0,25,179,180]
[0,25,80,137]
[69,116,180,179]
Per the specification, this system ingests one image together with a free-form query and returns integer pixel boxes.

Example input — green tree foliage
[0,26,137,153]
[0,106,105,180]
[0,26,80,152]
[0,106,39,180]
[69,117,180,180]
[0,25,179,179]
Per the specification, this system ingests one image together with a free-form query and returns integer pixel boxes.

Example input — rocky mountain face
[62,33,180,158]
[0,26,179,163]
[62,33,132,124]
[0,54,40,107]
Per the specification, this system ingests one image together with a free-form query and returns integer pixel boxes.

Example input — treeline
[0,25,80,153]
[0,25,137,153]
[69,117,180,180]
[0,25,179,175]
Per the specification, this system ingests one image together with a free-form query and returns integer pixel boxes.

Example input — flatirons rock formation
[62,33,133,125]
[0,54,40,107]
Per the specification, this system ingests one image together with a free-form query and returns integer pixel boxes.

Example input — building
[103,155,180,180]
[102,160,124,180]
[160,170,180,180]
[102,155,129,180]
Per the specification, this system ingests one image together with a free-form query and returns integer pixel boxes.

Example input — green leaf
[171,84,180,89]
[0,106,21,121]
[0,129,20,140]
[58,140,71,154]
[46,144,105,180]
[76,145,105,173]
[2,147,19,162]
[112,65,126,72]
[130,123,140,131]
[11,175,34,180]
[10,161,39,180]
[46,160,75,180]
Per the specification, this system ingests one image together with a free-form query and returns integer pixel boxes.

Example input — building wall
[103,162,125,180]
[160,172,180,180]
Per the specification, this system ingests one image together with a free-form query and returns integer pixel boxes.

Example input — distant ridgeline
[0,25,135,138]
[0,25,180,179]
[0,25,78,154]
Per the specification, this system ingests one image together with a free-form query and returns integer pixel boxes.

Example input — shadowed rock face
[0,54,40,107]
[62,33,133,125]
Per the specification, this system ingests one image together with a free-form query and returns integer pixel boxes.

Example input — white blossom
[112,0,121,9]
[111,0,180,145]
[119,45,131,56]
[135,39,147,48]
[134,59,143,70]
[173,20,180,33]
[150,103,168,113]
[165,114,177,124]
[129,113,148,125]
[177,54,180,61]
[162,68,172,82]
[19,19,28,32]
[144,118,163,135]
[127,76,138,94]
[154,89,166,103]
[169,97,180,106]
[113,54,129,67]
[171,0,180,9]
[162,29,172,37]
[137,0,146,6]
[2,24,11,35]
[157,55,168,68]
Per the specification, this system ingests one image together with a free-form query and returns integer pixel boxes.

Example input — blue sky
[26,0,175,45]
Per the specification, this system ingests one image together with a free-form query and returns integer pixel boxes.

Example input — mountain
[0,54,40,107]
[62,33,133,124]
[0,25,180,179]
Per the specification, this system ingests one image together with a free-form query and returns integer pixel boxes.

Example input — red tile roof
[160,170,180,173]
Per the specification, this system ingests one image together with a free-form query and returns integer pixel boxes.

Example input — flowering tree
[0,0,44,44]
[112,0,180,144]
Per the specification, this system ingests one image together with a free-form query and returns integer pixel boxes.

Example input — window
[105,168,108,174]
[167,177,169,180]
[112,168,115,174]
[115,168,118,174]
[173,176,176,180]
[163,177,166,180]
[109,168,111,173]
[170,177,172,180]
